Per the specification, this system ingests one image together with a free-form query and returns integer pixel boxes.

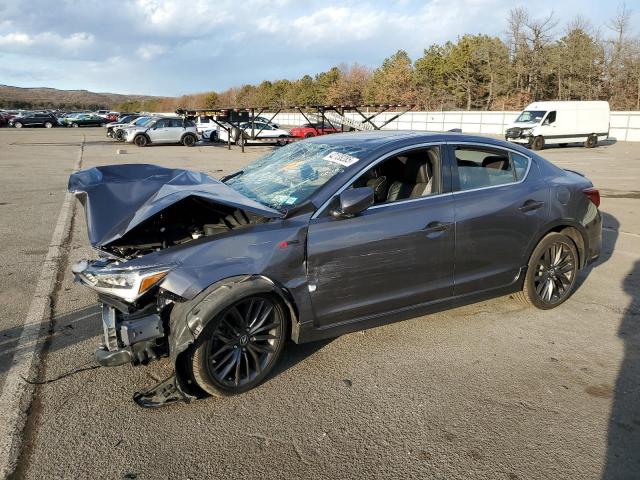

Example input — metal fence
[266,110,640,142]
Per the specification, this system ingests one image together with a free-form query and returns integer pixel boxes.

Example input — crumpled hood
[68,164,282,249]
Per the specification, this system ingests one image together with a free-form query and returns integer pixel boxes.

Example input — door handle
[518,200,545,213]
[423,221,452,234]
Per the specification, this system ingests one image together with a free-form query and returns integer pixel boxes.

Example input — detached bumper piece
[133,375,195,408]
[96,303,165,367]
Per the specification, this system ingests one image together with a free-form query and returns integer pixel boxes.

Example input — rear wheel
[304,132,314,138]
[72,123,79,128]
[584,134,597,148]
[189,295,287,396]
[134,134,148,147]
[182,134,196,147]
[276,135,287,146]
[531,135,545,150]
[514,232,578,309]
[44,122,53,128]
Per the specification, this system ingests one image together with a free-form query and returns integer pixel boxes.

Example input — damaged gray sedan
[70,131,602,407]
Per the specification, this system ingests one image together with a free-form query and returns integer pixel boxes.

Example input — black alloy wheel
[134,134,148,147]
[190,295,286,396]
[182,134,196,147]
[514,232,578,309]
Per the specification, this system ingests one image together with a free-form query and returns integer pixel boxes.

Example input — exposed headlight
[78,264,171,302]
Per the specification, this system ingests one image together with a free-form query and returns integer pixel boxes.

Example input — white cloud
[136,43,167,60]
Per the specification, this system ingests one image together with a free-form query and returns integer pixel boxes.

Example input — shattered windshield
[515,110,546,124]
[225,142,367,211]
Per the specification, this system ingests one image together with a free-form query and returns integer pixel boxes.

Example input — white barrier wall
[266,110,640,142]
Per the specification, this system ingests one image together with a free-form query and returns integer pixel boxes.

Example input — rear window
[455,147,515,191]
[512,153,529,181]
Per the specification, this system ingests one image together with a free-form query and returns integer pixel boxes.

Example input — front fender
[168,275,298,363]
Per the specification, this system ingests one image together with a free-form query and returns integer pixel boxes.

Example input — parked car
[69,131,602,406]
[105,114,141,138]
[113,116,155,141]
[124,117,198,147]
[9,112,59,128]
[106,112,120,122]
[290,122,340,138]
[505,101,610,150]
[60,113,108,128]
[217,121,291,146]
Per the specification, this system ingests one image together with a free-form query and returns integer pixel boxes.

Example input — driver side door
[305,144,455,328]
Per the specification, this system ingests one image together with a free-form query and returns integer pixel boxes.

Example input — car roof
[302,130,535,160]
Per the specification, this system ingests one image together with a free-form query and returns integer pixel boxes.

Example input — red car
[290,122,340,138]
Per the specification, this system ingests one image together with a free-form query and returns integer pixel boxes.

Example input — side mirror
[331,187,374,219]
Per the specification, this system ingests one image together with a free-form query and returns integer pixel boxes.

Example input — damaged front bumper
[72,258,172,368]
[96,302,165,367]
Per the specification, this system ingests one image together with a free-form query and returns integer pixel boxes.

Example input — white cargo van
[505,101,609,150]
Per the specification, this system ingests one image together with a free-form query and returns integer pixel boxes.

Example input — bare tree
[525,11,559,100]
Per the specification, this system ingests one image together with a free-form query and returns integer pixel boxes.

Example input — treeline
[122,6,639,113]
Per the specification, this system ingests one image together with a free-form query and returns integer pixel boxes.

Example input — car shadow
[602,258,640,479]
[0,304,101,377]
[265,338,334,383]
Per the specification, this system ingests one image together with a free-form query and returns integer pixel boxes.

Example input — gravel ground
[0,128,638,480]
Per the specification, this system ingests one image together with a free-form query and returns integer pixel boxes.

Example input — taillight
[583,187,600,207]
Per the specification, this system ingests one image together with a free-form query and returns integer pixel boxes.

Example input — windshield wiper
[221,170,244,182]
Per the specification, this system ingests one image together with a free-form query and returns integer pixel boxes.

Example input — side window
[544,111,556,125]
[348,146,441,206]
[169,119,183,128]
[155,119,168,128]
[511,153,529,181]
[455,147,515,191]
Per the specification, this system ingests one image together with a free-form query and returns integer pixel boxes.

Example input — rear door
[448,143,548,295]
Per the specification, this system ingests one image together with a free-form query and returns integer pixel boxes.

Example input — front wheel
[531,135,545,150]
[134,134,148,147]
[14,122,22,128]
[514,232,578,309]
[276,135,287,146]
[71,123,79,128]
[44,122,53,128]
[189,295,287,396]
[584,134,597,148]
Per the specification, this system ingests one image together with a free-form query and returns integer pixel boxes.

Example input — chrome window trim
[447,141,532,195]
[311,141,443,219]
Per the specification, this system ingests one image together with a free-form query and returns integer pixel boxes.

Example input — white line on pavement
[0,137,84,478]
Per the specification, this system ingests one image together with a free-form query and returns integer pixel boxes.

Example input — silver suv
[124,117,198,147]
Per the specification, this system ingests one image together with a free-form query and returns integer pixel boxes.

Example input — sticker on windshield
[323,151,359,167]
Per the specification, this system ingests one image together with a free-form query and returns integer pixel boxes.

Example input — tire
[531,135,545,150]
[134,134,148,147]
[14,122,22,129]
[44,122,53,128]
[182,134,196,147]
[304,132,314,139]
[188,294,287,396]
[513,232,579,310]
[72,123,79,128]
[276,135,287,146]
[584,134,597,148]
[115,130,125,141]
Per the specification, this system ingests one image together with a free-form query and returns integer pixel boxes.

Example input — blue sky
[0,0,629,96]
